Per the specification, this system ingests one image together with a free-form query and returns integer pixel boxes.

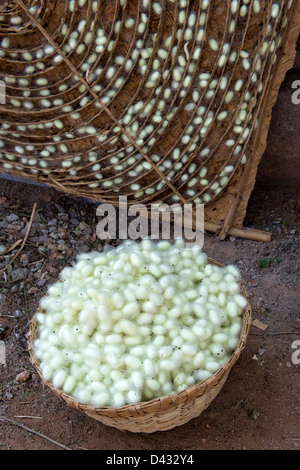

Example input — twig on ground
[9,203,37,265]
[14,415,43,420]
[0,203,37,278]
[6,239,23,254]
[0,415,71,450]
[253,308,299,331]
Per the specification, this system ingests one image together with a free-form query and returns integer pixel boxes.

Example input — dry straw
[0,0,299,241]
[28,258,252,433]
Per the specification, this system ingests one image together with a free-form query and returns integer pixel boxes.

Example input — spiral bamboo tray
[28,257,252,433]
[0,1,299,241]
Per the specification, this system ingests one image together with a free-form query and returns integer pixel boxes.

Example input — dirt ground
[0,175,299,451]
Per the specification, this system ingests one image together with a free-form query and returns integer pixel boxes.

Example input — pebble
[0,244,7,254]
[78,244,90,253]
[10,268,29,281]
[20,221,40,237]
[6,214,19,223]
[57,242,69,251]
[48,218,58,227]
[58,231,68,240]
[58,213,69,221]
[16,370,31,384]
[249,410,260,421]
[27,287,39,294]
[78,222,88,231]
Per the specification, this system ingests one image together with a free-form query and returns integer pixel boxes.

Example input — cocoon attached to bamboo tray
[0,1,299,240]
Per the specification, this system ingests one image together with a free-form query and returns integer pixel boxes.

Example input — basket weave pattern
[0,1,299,236]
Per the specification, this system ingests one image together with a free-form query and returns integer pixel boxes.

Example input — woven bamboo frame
[28,258,252,433]
[0,1,299,242]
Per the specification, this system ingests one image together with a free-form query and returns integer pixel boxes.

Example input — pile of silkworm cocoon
[33,238,248,408]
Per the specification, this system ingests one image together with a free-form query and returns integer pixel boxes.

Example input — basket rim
[27,257,252,416]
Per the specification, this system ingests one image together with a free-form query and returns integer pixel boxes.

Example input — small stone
[20,253,29,265]
[27,287,38,295]
[78,245,90,253]
[31,373,40,382]
[20,221,40,237]
[16,370,31,384]
[103,244,112,253]
[49,230,58,238]
[57,242,69,252]
[7,223,23,233]
[6,214,19,223]
[78,222,88,231]
[48,218,58,227]
[58,213,69,221]
[250,411,260,421]
[0,244,7,255]
[58,231,68,240]
[45,264,59,276]
[10,268,29,281]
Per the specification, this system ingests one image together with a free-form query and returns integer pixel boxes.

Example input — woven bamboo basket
[28,257,252,433]
[0,1,299,241]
